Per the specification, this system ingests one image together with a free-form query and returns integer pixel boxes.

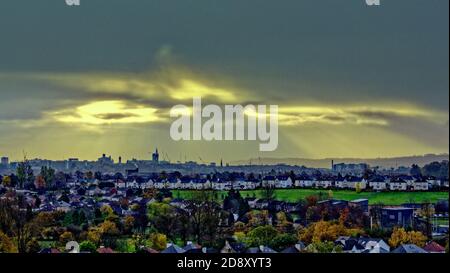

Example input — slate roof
[392,244,427,253]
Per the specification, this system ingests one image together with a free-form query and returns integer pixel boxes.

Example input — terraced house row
[109,173,447,191]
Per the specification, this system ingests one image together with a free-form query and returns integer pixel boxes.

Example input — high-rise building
[1,157,9,166]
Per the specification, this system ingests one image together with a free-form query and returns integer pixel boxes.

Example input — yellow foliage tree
[87,228,102,246]
[124,215,135,233]
[0,231,18,253]
[150,233,167,251]
[59,231,74,245]
[100,205,114,217]
[328,190,333,199]
[99,220,119,236]
[389,228,427,248]
[2,176,12,187]
[298,221,364,244]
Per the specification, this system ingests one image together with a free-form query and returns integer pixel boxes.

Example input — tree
[327,190,333,200]
[276,211,293,233]
[34,175,46,190]
[422,161,448,178]
[59,231,74,246]
[150,233,167,251]
[100,205,114,217]
[389,227,427,248]
[245,225,278,247]
[0,197,39,253]
[298,220,364,245]
[418,202,434,239]
[270,233,297,251]
[147,202,178,240]
[123,216,135,234]
[261,183,275,201]
[305,241,342,253]
[0,231,18,253]
[80,240,97,253]
[186,191,223,246]
[99,220,119,247]
[40,166,55,188]
[2,176,12,187]
[26,238,41,253]
[410,164,422,178]
[87,229,101,246]
[85,171,94,180]
[17,159,34,189]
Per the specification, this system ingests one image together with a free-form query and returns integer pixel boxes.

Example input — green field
[172,189,449,205]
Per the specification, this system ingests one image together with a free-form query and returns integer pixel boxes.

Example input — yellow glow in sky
[53,100,160,125]
[169,79,238,102]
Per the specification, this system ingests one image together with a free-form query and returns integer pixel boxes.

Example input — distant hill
[230,154,449,169]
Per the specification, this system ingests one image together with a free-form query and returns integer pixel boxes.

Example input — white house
[389,179,407,191]
[295,177,315,188]
[412,181,428,191]
[277,176,293,188]
[359,238,390,253]
[316,180,332,189]
[370,181,387,191]
[262,176,277,188]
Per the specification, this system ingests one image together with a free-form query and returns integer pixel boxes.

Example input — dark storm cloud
[0,0,448,110]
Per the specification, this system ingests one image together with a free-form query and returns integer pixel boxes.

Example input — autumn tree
[150,233,167,251]
[388,227,427,248]
[59,231,74,246]
[2,176,12,187]
[147,202,179,240]
[0,197,39,253]
[123,215,135,234]
[298,220,364,245]
[87,228,101,246]
[34,175,46,190]
[0,231,17,253]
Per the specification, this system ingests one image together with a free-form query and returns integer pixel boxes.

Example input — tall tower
[331,160,334,171]
[152,148,159,163]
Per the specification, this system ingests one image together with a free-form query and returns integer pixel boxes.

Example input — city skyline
[0,0,448,162]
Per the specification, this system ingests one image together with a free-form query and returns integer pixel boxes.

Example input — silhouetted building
[152,148,159,163]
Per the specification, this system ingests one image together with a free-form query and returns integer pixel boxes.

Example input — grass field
[172,189,449,205]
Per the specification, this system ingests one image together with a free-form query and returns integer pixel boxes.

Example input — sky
[0,0,448,163]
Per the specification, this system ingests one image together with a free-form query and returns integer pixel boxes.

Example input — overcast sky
[0,0,448,163]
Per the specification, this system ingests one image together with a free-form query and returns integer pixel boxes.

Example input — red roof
[423,241,445,253]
